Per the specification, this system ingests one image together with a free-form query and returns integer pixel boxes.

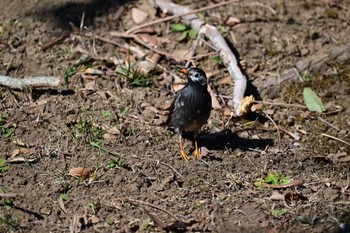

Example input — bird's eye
[194,73,199,78]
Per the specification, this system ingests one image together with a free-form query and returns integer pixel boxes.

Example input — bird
[166,67,212,160]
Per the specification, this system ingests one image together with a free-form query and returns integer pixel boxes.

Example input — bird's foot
[180,149,190,161]
[193,147,202,159]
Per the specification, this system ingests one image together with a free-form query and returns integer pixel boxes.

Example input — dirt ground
[1,0,350,232]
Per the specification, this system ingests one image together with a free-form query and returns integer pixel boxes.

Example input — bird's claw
[181,149,190,161]
[194,148,202,159]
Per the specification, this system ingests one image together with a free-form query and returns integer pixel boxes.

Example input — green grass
[116,53,154,87]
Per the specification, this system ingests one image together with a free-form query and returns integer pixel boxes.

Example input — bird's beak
[180,69,189,74]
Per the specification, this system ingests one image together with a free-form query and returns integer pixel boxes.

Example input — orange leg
[179,136,189,161]
[193,139,202,158]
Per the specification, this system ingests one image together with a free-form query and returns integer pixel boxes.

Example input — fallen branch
[0,76,61,90]
[256,41,350,98]
[155,0,247,116]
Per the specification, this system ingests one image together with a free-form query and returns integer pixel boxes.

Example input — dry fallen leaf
[69,167,90,179]
[208,85,221,110]
[284,192,308,205]
[269,191,285,201]
[140,102,160,114]
[238,95,255,116]
[131,8,148,24]
[11,148,36,158]
[217,76,233,85]
[224,16,241,26]
[327,152,350,163]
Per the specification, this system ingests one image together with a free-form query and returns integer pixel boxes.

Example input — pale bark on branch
[0,76,61,90]
[155,0,247,116]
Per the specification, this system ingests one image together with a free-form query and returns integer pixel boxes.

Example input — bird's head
[180,67,208,86]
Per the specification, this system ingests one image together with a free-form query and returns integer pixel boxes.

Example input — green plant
[170,23,197,41]
[0,117,13,138]
[272,208,288,218]
[0,158,9,172]
[116,54,153,87]
[0,214,19,232]
[72,110,104,143]
[297,212,318,226]
[63,57,94,82]
[254,172,291,188]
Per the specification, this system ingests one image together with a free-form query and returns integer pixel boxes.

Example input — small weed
[254,172,291,188]
[218,195,231,206]
[171,23,197,41]
[72,110,104,143]
[87,201,100,213]
[116,54,153,87]
[272,208,288,218]
[59,194,69,201]
[0,158,9,172]
[141,217,152,230]
[101,110,112,118]
[0,117,13,138]
[0,214,19,232]
[4,199,13,210]
[297,212,318,226]
[63,57,94,82]
[91,142,125,168]
[106,156,125,169]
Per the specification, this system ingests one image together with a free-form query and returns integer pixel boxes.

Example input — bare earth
[1,0,350,232]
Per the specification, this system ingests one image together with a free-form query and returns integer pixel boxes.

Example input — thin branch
[125,198,179,220]
[125,0,240,35]
[317,117,340,131]
[254,100,308,109]
[0,76,61,90]
[322,133,350,146]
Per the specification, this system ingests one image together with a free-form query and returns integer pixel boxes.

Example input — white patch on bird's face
[189,71,207,85]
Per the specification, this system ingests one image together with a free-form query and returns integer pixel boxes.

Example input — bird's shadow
[182,128,274,160]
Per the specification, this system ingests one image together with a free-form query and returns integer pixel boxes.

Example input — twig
[0,193,18,198]
[125,0,239,35]
[277,125,300,140]
[254,100,308,109]
[0,76,61,90]
[151,159,183,179]
[317,117,340,131]
[264,113,281,141]
[322,133,350,146]
[155,0,247,116]
[125,198,178,220]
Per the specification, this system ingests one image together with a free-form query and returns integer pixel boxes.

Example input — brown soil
[1,0,350,232]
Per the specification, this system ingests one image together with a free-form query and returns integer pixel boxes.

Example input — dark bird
[166,67,212,160]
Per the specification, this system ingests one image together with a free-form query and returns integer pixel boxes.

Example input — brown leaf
[224,16,241,26]
[269,191,284,201]
[327,152,350,163]
[251,103,263,112]
[138,34,170,47]
[10,148,36,158]
[217,75,233,85]
[247,64,259,75]
[131,8,148,24]
[284,192,308,205]
[69,167,90,179]
[103,133,118,141]
[208,85,221,110]
[140,102,160,114]
[239,95,254,116]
